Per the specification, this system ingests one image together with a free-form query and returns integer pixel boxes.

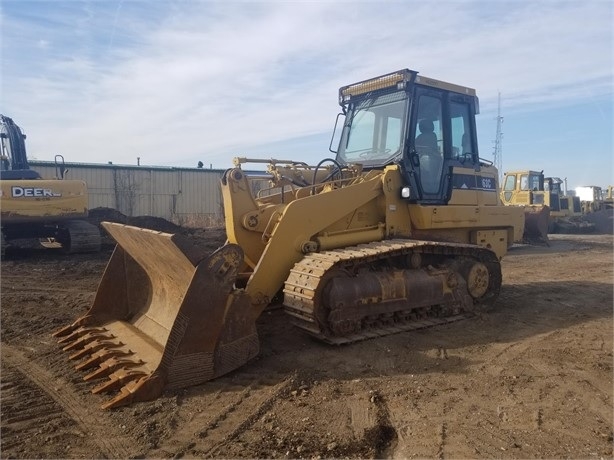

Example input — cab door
[410,88,445,198]
[404,86,483,205]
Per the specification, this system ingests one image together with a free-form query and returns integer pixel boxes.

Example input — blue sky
[1,0,612,189]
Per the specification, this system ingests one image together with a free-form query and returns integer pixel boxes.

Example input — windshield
[336,91,408,166]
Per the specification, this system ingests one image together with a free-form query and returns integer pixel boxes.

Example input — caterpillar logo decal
[11,186,62,198]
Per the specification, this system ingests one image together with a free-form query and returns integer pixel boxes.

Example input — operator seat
[415,119,438,155]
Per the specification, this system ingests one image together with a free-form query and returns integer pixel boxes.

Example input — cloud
[1,1,612,173]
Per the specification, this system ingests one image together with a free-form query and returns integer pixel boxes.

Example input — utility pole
[493,92,503,183]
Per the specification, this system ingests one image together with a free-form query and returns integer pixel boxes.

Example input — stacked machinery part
[54,68,525,409]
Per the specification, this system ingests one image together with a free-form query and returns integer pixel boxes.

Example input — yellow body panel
[0,178,89,222]
[223,164,524,312]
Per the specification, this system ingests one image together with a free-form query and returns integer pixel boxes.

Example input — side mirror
[328,113,345,154]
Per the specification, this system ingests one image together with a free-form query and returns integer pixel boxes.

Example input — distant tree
[197,161,204,168]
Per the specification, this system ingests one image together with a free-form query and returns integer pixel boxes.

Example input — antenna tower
[493,92,503,181]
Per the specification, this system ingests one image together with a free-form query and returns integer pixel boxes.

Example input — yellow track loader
[0,114,100,255]
[54,69,525,409]
[500,170,551,243]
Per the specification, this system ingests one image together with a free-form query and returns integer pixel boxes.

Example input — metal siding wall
[28,164,116,209]
[29,162,226,227]
[79,168,115,209]
[174,170,225,227]
[150,170,177,220]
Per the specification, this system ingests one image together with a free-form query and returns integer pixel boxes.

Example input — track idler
[53,222,259,409]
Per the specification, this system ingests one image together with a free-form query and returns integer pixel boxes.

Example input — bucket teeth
[61,331,115,352]
[100,378,149,410]
[75,349,133,371]
[92,371,147,395]
[52,323,79,338]
[57,327,109,345]
[68,340,125,361]
[101,389,135,410]
[84,357,144,382]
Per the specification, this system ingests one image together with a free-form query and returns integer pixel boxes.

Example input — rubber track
[283,239,501,344]
[63,220,101,253]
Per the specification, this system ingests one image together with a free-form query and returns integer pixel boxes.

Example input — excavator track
[61,220,101,253]
[283,240,501,344]
[40,220,101,253]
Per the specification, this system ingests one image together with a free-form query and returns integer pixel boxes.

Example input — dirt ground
[1,229,612,459]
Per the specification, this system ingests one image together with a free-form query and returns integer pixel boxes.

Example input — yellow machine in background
[500,170,551,242]
[54,69,525,409]
[0,114,100,255]
[500,170,597,235]
[576,186,604,214]
[544,177,582,218]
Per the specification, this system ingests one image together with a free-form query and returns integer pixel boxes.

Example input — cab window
[529,174,541,191]
[414,95,442,156]
[450,101,474,159]
[504,174,516,191]
[520,175,529,191]
[345,111,375,152]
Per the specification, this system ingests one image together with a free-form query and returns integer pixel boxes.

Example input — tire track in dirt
[149,372,296,459]
[1,285,95,294]
[1,344,136,459]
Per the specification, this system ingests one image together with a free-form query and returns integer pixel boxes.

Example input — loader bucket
[523,205,550,245]
[53,222,259,409]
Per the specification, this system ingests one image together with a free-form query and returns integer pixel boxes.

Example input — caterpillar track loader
[0,114,101,256]
[54,69,525,409]
[500,170,551,243]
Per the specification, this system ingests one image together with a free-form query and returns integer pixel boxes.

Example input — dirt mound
[127,215,181,233]
[87,207,227,253]
[88,207,181,233]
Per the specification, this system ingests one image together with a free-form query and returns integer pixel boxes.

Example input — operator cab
[333,69,481,204]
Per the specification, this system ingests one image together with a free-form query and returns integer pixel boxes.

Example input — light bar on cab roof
[338,69,479,107]
[339,69,416,103]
